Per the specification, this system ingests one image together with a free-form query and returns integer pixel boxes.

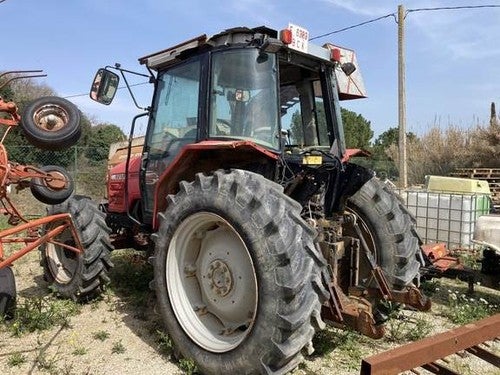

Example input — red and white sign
[288,23,309,53]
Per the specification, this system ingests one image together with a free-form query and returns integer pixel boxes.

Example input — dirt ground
[1,246,499,375]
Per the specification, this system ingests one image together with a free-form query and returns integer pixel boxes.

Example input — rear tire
[346,177,422,288]
[152,169,328,375]
[40,196,113,301]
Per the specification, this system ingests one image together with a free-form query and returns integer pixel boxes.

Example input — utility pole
[398,4,408,188]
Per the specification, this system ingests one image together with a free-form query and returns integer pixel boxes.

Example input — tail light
[280,29,292,45]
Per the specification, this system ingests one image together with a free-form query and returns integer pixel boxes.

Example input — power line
[310,13,396,41]
[63,81,150,99]
[407,4,500,14]
[309,4,500,41]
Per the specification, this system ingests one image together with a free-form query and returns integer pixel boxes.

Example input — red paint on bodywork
[107,140,278,229]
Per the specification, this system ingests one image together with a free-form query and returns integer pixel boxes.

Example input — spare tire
[30,165,74,205]
[21,96,81,151]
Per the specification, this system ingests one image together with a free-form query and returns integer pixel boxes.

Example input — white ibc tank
[400,190,491,249]
[473,214,500,253]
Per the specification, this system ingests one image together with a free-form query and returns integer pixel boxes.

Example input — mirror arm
[109,64,151,78]
[103,64,156,111]
[118,68,145,110]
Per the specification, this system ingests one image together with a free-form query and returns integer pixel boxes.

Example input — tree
[289,105,373,149]
[370,127,419,179]
[85,123,126,164]
[341,108,373,149]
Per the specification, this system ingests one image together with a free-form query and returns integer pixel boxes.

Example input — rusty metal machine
[0,71,83,318]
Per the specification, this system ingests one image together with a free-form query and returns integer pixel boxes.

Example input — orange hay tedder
[0,71,82,318]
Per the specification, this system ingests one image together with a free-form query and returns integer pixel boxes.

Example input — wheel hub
[44,171,67,190]
[34,105,68,132]
[207,259,233,297]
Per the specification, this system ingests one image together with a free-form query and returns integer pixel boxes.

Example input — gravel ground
[1,247,499,375]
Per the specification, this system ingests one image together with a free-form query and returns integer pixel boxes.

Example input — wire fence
[7,146,110,199]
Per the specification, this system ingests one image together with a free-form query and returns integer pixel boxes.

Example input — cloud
[409,7,500,61]
[319,0,396,17]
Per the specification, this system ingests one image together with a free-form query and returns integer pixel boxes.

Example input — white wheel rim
[166,212,258,352]
[46,228,77,284]
[33,104,69,132]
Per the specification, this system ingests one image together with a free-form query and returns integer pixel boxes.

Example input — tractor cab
[91,25,366,227]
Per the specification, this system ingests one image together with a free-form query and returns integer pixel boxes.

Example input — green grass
[111,340,126,354]
[312,328,369,370]
[155,329,175,356]
[178,358,198,375]
[92,329,110,341]
[7,352,26,367]
[428,279,500,325]
[386,312,432,343]
[72,347,88,356]
[108,249,154,308]
[443,291,498,324]
[6,296,80,336]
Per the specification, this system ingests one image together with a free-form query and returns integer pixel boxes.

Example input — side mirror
[90,68,119,105]
[340,62,356,77]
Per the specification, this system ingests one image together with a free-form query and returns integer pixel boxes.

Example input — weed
[311,329,337,356]
[8,296,80,336]
[72,347,88,356]
[420,279,439,296]
[444,291,498,325]
[312,328,366,370]
[36,351,59,372]
[108,250,154,308]
[156,329,174,356]
[334,330,365,369]
[92,329,110,341]
[386,312,432,343]
[178,357,198,375]
[7,352,26,367]
[112,340,126,354]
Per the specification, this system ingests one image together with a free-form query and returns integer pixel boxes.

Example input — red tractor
[44,27,429,374]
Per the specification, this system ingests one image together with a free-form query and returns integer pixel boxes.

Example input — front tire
[346,177,422,289]
[152,169,328,375]
[40,196,113,301]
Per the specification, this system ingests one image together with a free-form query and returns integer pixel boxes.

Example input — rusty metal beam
[360,314,500,375]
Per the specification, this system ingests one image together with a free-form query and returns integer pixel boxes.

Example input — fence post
[74,146,78,192]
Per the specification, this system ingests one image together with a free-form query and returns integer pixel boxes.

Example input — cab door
[141,58,201,224]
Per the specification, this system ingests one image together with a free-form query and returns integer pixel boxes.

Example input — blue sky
[3,0,500,139]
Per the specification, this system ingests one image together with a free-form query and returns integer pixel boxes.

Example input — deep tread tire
[40,196,113,301]
[30,165,74,205]
[0,266,16,320]
[21,96,81,151]
[153,169,329,375]
[346,177,422,288]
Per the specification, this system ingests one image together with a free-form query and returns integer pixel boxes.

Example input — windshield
[280,80,330,148]
[209,49,279,150]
